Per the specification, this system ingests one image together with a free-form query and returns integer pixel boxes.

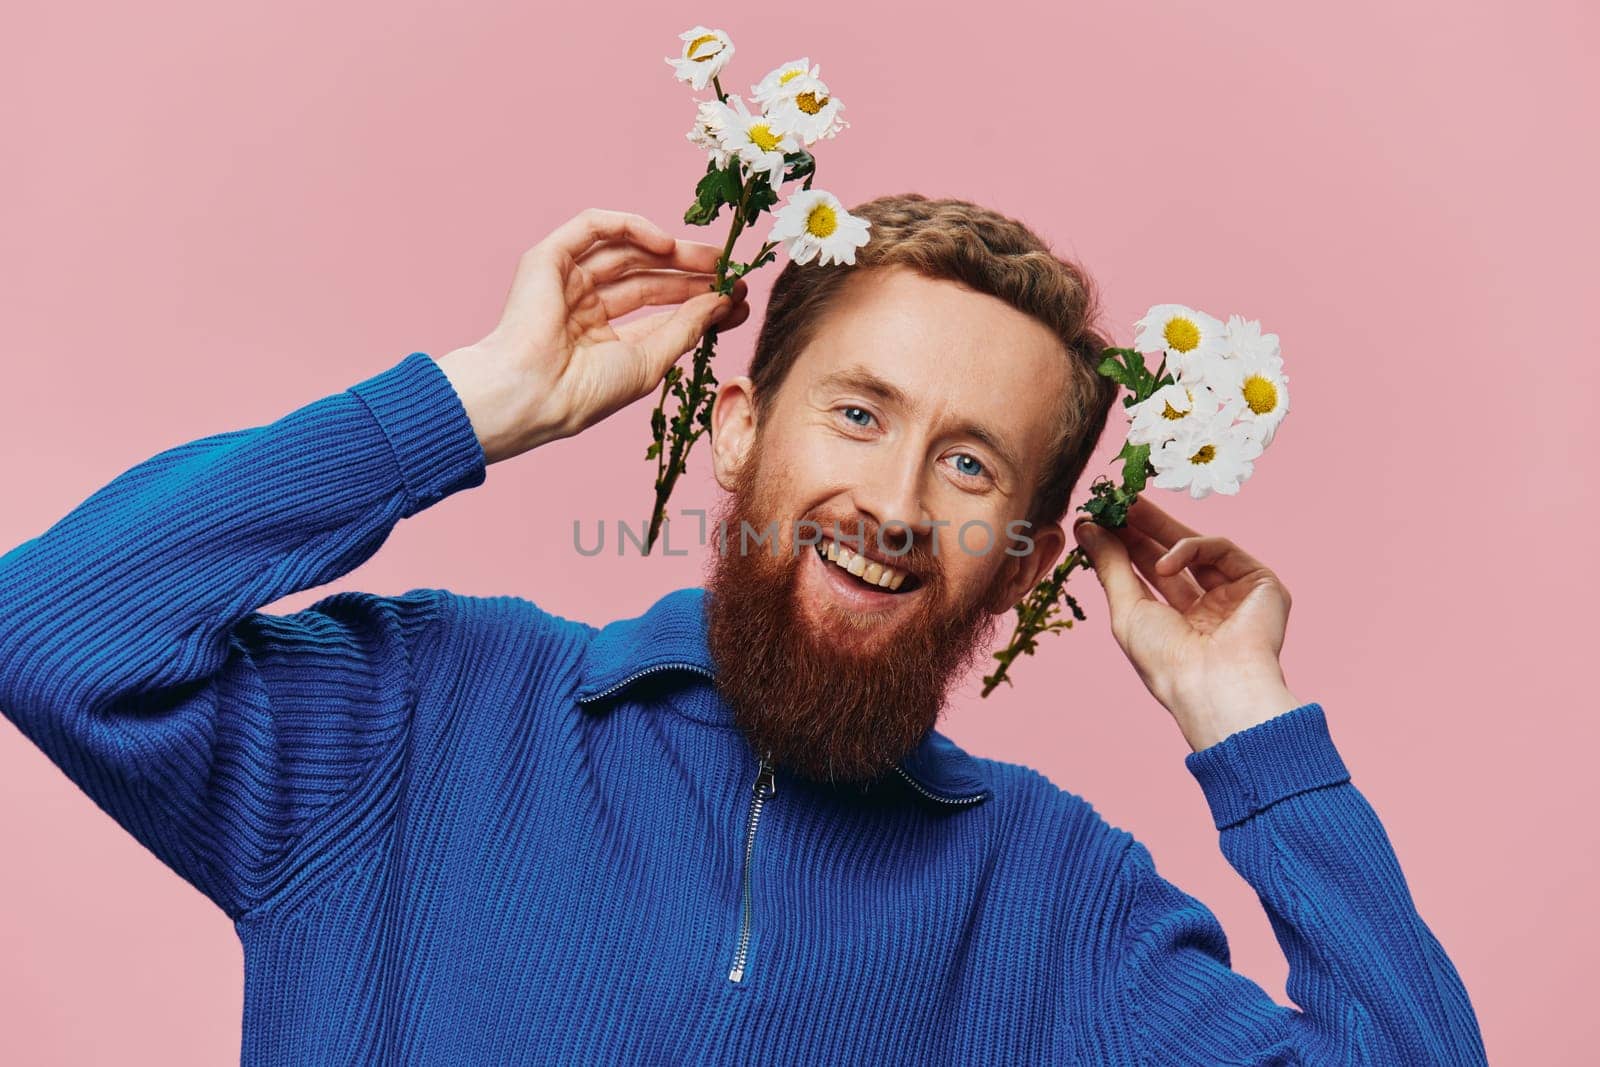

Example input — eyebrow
[813,364,1026,480]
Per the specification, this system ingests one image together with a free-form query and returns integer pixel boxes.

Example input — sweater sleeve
[0,351,486,919]
[1108,702,1487,1065]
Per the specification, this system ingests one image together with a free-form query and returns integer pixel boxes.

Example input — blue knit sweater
[0,351,1487,1064]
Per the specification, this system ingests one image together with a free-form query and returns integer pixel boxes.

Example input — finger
[614,295,750,347]
[1072,518,1155,622]
[599,273,748,321]
[541,208,675,265]
[634,291,739,380]
[1126,497,1230,589]
[1126,494,1201,549]
[1112,522,1204,611]
[578,238,727,283]
[1155,534,1269,583]
[1154,552,1230,592]
[714,295,751,331]
[1158,556,1228,598]
[596,271,722,319]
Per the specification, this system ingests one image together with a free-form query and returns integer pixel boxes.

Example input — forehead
[787,266,1070,452]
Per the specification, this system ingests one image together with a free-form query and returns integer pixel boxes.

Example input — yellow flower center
[795,90,828,115]
[779,69,805,84]
[1188,443,1216,465]
[687,34,722,61]
[748,123,783,152]
[1163,317,1201,353]
[806,203,838,238]
[1160,389,1192,420]
[1241,375,1277,414]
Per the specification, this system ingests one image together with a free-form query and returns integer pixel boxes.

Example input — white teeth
[815,537,912,592]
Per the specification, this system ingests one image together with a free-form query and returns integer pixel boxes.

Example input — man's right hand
[437,208,752,465]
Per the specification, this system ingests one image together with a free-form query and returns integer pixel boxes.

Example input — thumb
[1073,518,1150,619]
[637,291,734,381]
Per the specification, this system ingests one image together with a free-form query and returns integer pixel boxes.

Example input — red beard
[702,444,1007,788]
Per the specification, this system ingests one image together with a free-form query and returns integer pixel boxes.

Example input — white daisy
[764,72,848,145]
[770,189,871,266]
[1148,410,1265,499]
[1125,381,1230,449]
[1210,314,1290,447]
[716,95,799,191]
[1133,303,1229,386]
[687,98,739,168]
[751,58,820,109]
[665,26,735,91]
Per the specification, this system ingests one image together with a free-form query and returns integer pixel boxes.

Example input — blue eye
[951,454,986,479]
[840,406,874,427]
[832,408,990,485]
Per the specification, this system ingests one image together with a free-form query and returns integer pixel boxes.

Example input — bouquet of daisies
[981,304,1291,695]
[645,26,871,551]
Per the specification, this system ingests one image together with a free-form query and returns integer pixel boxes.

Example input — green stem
[980,547,1092,697]
[652,372,673,488]
[644,172,759,553]
[979,346,1173,697]
[715,179,757,288]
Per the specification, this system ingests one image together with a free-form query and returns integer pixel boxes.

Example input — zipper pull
[753,758,777,799]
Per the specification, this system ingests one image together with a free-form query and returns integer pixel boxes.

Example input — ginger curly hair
[746,192,1118,530]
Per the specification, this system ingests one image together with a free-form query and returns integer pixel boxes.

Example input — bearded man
[0,200,1486,1064]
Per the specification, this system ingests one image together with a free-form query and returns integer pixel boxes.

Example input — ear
[985,520,1067,615]
[710,375,759,493]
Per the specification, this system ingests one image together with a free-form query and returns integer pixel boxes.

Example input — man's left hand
[1072,496,1304,752]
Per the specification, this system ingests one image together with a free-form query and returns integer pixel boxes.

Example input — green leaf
[1097,347,1159,400]
[685,198,718,226]
[684,161,742,226]
[1096,354,1135,390]
[782,149,815,183]
[1119,441,1152,493]
[743,177,780,220]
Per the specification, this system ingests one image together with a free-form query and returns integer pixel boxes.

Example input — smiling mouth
[812,537,923,593]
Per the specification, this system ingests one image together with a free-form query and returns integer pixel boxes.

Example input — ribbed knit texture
[0,352,1488,1064]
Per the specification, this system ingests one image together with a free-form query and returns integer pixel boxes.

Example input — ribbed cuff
[347,352,487,518]
[1184,702,1350,830]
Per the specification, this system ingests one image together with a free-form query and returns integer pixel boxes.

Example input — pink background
[2,2,1593,1062]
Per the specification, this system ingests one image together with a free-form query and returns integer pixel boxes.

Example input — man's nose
[847,447,933,541]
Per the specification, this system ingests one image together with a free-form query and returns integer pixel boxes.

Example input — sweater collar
[574,587,992,810]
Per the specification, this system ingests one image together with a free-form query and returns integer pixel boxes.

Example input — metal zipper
[890,763,987,807]
[574,660,715,705]
[728,756,777,983]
